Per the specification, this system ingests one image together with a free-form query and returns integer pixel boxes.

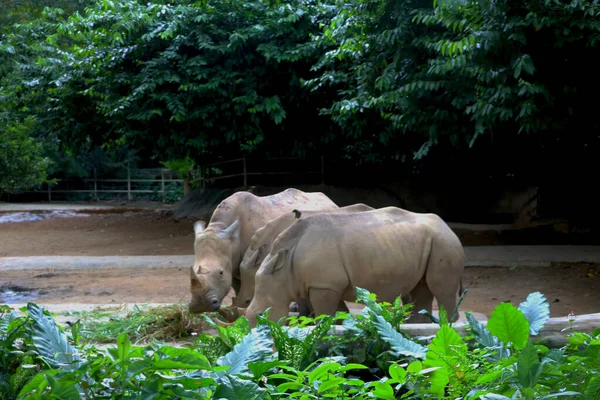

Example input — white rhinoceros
[188,188,338,314]
[242,206,465,327]
[235,203,375,312]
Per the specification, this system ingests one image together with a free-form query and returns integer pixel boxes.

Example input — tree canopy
[1,0,599,192]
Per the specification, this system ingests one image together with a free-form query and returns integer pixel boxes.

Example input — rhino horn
[214,319,234,327]
[194,220,206,235]
[217,218,240,239]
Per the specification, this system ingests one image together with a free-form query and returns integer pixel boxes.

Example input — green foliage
[309,0,600,165]
[257,313,334,370]
[373,315,428,360]
[486,302,531,351]
[2,0,340,168]
[423,325,469,397]
[0,117,52,194]
[3,290,600,399]
[3,0,599,177]
[27,302,82,370]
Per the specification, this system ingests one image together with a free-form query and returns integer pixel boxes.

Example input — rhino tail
[459,277,465,296]
[292,209,302,219]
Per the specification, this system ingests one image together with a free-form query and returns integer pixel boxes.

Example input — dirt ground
[1,209,600,318]
[2,264,599,318]
[0,210,197,257]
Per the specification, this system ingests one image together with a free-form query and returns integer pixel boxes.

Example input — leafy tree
[31,0,339,166]
[309,0,600,171]
[0,2,90,193]
[0,117,52,194]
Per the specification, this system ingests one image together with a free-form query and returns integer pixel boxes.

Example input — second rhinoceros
[235,203,375,313]
[242,206,465,327]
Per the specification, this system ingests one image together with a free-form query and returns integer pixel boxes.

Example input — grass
[65,303,233,345]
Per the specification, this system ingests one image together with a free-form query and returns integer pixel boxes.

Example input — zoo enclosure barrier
[189,156,325,188]
[20,157,325,202]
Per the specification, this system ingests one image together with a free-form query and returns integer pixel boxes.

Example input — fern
[257,314,305,370]
[299,316,334,370]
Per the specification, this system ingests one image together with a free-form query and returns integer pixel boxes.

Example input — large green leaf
[373,314,427,359]
[518,292,550,336]
[423,325,467,398]
[46,375,80,400]
[27,303,81,370]
[17,370,62,398]
[216,324,273,377]
[213,375,270,400]
[486,302,530,350]
[517,341,541,389]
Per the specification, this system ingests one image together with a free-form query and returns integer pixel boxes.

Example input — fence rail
[190,156,324,188]
[19,156,324,202]
[31,168,183,202]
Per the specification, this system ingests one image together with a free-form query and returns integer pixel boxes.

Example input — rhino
[188,188,338,314]
[240,206,465,327]
[235,203,376,313]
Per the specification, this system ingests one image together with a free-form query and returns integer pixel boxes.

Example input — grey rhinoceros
[240,206,465,327]
[188,188,338,313]
[235,203,376,312]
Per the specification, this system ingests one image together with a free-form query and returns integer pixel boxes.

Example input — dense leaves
[2,0,599,192]
[3,291,600,399]
[0,118,52,194]
[310,0,600,167]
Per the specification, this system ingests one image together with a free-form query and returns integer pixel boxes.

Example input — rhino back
[206,189,339,269]
[284,208,452,302]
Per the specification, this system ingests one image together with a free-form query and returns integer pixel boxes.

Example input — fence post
[127,166,132,201]
[93,168,98,201]
[161,169,166,203]
[243,157,247,187]
[321,156,325,185]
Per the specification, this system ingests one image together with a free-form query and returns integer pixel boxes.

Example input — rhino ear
[265,249,287,274]
[217,218,240,240]
[242,248,260,268]
[194,221,206,235]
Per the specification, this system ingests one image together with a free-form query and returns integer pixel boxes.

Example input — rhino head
[188,218,240,313]
[235,240,268,308]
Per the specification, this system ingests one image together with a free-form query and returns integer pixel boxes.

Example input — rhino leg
[308,288,343,317]
[405,278,434,324]
[294,299,312,317]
